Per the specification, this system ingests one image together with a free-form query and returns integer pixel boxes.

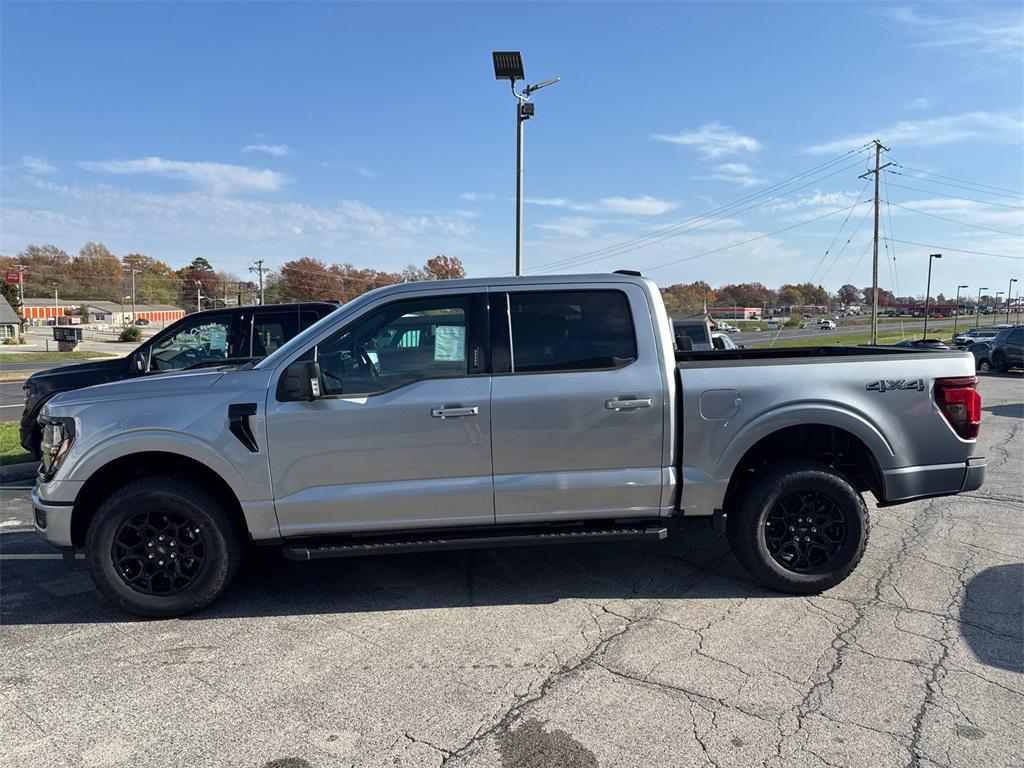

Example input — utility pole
[976,287,987,328]
[249,260,267,305]
[859,139,892,344]
[923,254,941,339]
[12,264,27,307]
[124,267,141,325]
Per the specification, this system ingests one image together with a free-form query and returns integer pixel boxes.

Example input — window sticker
[434,325,466,361]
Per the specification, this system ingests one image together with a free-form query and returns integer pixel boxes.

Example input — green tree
[189,256,214,271]
[0,282,23,316]
[777,285,804,307]
[123,253,180,306]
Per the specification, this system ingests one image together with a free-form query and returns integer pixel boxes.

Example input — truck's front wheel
[85,476,243,618]
[727,460,869,594]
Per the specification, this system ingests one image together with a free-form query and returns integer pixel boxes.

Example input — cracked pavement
[1,374,1021,767]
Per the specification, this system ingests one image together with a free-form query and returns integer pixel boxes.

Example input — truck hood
[46,368,225,409]
[26,357,129,399]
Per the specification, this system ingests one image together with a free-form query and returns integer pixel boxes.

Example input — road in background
[1,374,1020,767]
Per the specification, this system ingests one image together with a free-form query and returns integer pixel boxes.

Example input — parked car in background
[954,328,998,347]
[967,342,994,372]
[711,331,740,350]
[31,272,985,616]
[133,318,150,326]
[672,319,713,351]
[819,319,836,330]
[20,302,339,457]
[989,325,1024,372]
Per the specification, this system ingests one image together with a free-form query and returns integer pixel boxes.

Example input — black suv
[20,302,338,457]
[989,325,1024,373]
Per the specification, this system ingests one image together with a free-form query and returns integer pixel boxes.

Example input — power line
[884,200,1024,238]
[808,178,872,283]
[639,200,873,273]
[530,145,874,273]
[843,234,875,285]
[817,201,875,284]
[884,180,1024,210]
[882,238,1024,261]
[891,164,1024,198]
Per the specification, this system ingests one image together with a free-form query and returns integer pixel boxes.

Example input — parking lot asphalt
[0,375,1021,768]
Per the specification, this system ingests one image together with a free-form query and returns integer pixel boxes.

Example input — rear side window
[508,290,636,373]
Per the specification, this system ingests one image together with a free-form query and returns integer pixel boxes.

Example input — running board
[281,524,669,561]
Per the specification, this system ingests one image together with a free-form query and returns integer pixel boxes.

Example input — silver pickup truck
[32,274,985,616]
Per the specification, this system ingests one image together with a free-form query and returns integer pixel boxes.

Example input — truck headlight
[39,416,75,481]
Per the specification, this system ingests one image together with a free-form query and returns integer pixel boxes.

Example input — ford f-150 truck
[32,274,985,617]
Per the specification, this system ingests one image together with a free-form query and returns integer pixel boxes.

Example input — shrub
[119,325,142,343]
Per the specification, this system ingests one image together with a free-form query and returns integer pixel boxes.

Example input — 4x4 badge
[866,379,925,392]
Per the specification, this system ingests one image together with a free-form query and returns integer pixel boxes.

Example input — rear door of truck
[488,284,667,523]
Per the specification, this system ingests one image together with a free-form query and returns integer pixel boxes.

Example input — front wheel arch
[71,452,248,549]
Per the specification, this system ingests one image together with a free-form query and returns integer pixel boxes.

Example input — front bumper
[31,487,75,548]
[883,457,986,504]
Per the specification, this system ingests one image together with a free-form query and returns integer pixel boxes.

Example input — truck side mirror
[283,360,323,402]
[129,349,149,375]
[676,335,693,352]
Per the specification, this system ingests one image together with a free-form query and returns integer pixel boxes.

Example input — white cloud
[79,156,288,194]
[355,167,377,179]
[22,155,57,174]
[535,217,601,238]
[460,192,494,202]
[3,176,474,267]
[882,5,1023,57]
[242,143,292,157]
[906,97,932,110]
[599,195,677,216]
[767,190,864,213]
[525,197,572,208]
[707,163,765,188]
[653,122,761,158]
[804,112,1024,155]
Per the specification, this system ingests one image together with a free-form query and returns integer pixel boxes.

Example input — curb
[0,462,38,484]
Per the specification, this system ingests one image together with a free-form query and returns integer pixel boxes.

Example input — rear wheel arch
[722,423,885,511]
[71,452,249,548]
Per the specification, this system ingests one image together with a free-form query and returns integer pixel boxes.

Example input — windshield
[254,294,371,370]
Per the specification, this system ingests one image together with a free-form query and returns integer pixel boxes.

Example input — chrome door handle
[605,397,653,410]
[431,405,480,419]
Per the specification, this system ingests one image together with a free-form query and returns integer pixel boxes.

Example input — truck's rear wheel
[85,476,243,617]
[727,459,869,594]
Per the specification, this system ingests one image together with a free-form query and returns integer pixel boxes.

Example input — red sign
[4,270,21,285]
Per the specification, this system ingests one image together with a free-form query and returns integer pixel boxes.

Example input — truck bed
[675,345,963,364]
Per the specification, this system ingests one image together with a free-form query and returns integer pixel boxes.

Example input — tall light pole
[994,292,1004,325]
[124,267,141,325]
[1007,278,1018,325]
[976,287,987,328]
[493,51,559,276]
[952,284,968,341]
[923,253,941,339]
[195,280,204,313]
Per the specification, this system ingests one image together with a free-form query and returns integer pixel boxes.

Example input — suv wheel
[85,476,243,617]
[727,459,869,594]
[977,359,991,372]
[992,350,1009,373]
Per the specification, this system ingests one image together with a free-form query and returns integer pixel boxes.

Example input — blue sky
[2,1,1021,296]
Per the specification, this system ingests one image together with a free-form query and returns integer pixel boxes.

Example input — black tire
[727,459,869,594]
[977,359,991,373]
[992,351,1008,373]
[85,475,244,617]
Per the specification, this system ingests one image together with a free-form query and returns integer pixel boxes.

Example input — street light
[952,284,968,341]
[492,51,560,276]
[976,287,987,328]
[994,292,1004,325]
[1007,278,1018,324]
[923,253,941,339]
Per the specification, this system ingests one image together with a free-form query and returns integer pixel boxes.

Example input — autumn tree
[123,253,179,306]
[67,242,124,301]
[423,255,466,281]
[661,281,713,317]
[836,283,860,306]
[276,258,340,302]
[715,282,773,308]
[777,285,804,307]
[7,244,72,298]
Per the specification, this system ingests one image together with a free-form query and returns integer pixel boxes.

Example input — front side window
[149,315,235,371]
[314,297,469,396]
[508,290,636,373]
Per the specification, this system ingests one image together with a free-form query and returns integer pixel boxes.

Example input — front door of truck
[488,286,667,523]
[265,292,494,537]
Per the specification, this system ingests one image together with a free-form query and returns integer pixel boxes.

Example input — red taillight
[935,376,981,440]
